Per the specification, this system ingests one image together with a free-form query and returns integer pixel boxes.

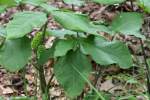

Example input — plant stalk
[140,39,150,94]
[34,20,50,100]
[38,65,47,94]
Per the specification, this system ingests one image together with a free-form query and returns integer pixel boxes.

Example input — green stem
[38,65,47,94]
[34,20,50,100]
[22,67,28,96]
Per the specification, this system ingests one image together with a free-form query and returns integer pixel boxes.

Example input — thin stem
[130,0,150,95]
[42,21,49,43]
[38,65,47,94]
[22,67,28,96]
[47,74,54,89]
[94,64,101,87]
[33,20,49,99]
[38,21,50,100]
[140,39,150,94]
[130,0,134,11]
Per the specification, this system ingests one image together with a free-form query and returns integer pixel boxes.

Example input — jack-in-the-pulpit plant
[0,0,149,100]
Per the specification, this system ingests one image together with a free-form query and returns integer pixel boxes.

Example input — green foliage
[6,11,47,39]
[0,37,32,72]
[92,0,126,4]
[40,3,58,13]
[63,0,85,6]
[0,0,17,7]
[54,49,92,97]
[84,90,111,100]
[0,5,6,13]
[54,38,77,57]
[138,0,150,13]
[10,96,36,100]
[51,11,109,34]
[0,26,6,37]
[80,35,132,68]
[47,29,77,37]
[37,44,55,65]
[51,11,94,33]
[0,0,148,99]
[21,0,47,6]
[110,12,145,39]
[0,97,4,100]
[116,95,137,100]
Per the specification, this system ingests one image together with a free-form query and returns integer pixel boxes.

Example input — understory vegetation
[0,0,150,100]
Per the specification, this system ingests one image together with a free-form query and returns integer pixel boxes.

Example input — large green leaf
[6,11,47,39]
[63,0,85,6]
[110,12,144,39]
[138,0,150,13]
[54,39,77,57]
[54,50,92,97]
[0,37,32,72]
[51,11,109,34]
[51,11,93,33]
[92,0,126,5]
[80,36,132,68]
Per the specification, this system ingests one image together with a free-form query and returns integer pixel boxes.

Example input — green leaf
[21,0,47,6]
[37,40,59,65]
[37,44,55,65]
[124,31,146,39]
[84,91,100,100]
[46,29,77,37]
[80,36,132,68]
[40,3,58,13]
[92,0,126,5]
[10,96,36,100]
[0,26,6,37]
[63,0,85,6]
[92,24,112,34]
[51,11,110,34]
[0,37,32,72]
[0,97,4,100]
[51,11,95,33]
[6,11,47,39]
[138,0,150,13]
[54,39,77,57]
[117,95,137,100]
[84,91,111,100]
[0,5,6,13]
[10,96,30,100]
[0,0,17,7]
[110,12,144,39]
[54,49,92,97]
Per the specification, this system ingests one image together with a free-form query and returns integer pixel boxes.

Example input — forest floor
[0,0,150,100]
